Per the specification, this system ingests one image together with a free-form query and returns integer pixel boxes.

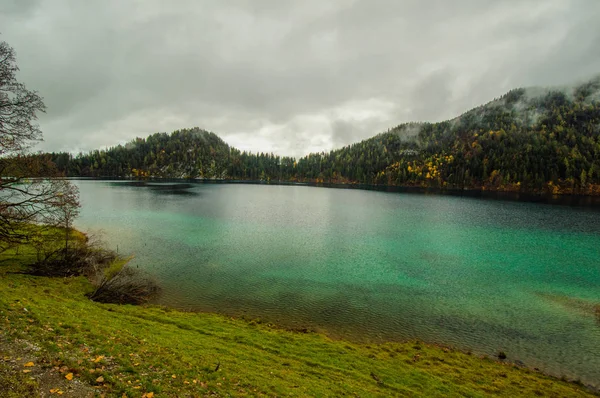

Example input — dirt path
[0,332,96,397]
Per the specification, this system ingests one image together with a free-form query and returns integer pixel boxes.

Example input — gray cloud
[1,0,599,157]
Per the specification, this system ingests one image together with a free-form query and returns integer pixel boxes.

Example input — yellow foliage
[65,373,73,381]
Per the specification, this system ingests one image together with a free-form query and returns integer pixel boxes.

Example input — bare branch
[0,39,80,249]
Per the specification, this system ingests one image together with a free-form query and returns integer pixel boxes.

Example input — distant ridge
[43,75,600,195]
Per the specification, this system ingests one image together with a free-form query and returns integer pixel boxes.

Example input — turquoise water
[75,181,600,386]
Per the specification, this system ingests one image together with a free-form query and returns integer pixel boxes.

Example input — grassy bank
[0,246,597,397]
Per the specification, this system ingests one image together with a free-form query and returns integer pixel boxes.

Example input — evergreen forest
[43,77,600,195]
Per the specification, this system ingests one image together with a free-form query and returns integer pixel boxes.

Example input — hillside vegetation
[44,76,600,195]
[1,242,598,397]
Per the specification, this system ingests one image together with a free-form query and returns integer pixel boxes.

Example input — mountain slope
[46,76,600,195]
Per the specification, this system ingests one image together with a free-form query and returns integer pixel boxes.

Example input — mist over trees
[44,76,600,196]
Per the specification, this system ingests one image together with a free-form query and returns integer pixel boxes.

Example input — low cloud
[1,0,599,157]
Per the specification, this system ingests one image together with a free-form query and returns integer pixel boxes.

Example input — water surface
[75,181,600,387]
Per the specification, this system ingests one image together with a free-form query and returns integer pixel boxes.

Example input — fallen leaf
[65,373,73,381]
[171,374,176,379]
[93,355,104,363]
[23,362,34,367]
[142,393,154,398]
[22,369,31,373]
[96,376,104,383]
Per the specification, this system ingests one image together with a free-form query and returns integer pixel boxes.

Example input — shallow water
[75,181,600,386]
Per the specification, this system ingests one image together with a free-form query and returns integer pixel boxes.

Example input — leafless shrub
[28,231,116,277]
[88,265,161,305]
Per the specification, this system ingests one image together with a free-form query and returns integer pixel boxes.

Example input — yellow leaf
[23,362,34,367]
[22,369,31,373]
[65,373,73,381]
[171,374,176,379]
[96,376,104,383]
[93,355,104,363]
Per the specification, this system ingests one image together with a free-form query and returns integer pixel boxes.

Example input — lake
[74,180,600,387]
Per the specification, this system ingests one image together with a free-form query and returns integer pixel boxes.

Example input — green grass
[0,243,597,397]
[0,361,39,397]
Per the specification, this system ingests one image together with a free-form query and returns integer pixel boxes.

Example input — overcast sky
[1,0,599,157]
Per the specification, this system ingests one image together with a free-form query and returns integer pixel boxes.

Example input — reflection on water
[108,181,199,196]
[75,181,600,387]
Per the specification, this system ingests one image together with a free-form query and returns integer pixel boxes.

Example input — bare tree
[0,39,80,251]
[0,40,45,156]
[49,180,80,259]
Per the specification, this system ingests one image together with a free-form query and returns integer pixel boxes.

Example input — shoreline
[120,296,600,393]
[69,177,600,208]
[1,241,598,395]
[153,297,600,392]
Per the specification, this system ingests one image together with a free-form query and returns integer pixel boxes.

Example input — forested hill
[46,76,600,195]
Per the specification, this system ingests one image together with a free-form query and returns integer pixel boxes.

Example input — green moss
[0,246,597,397]
[0,362,39,397]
